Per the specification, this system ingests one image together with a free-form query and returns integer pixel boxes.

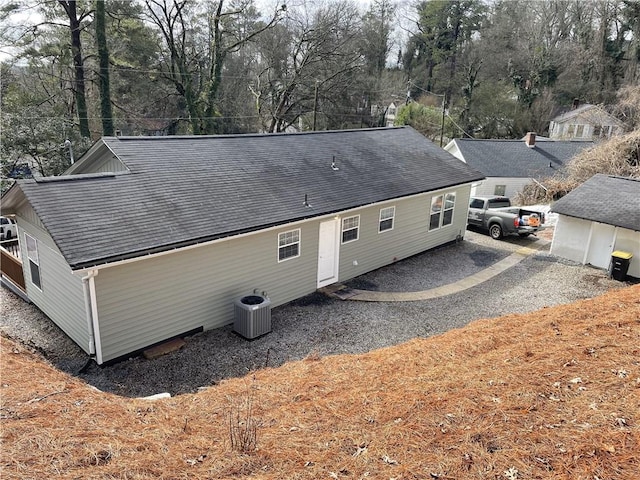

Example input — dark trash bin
[608,251,633,281]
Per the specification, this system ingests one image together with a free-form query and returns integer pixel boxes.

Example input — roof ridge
[105,127,406,141]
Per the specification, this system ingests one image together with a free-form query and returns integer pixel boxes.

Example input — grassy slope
[1,284,639,479]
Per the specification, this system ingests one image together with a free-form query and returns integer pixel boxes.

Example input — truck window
[487,199,510,208]
[469,199,484,209]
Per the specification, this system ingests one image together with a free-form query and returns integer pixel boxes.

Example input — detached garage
[550,174,640,279]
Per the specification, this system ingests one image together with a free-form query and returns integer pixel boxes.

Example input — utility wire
[13,110,383,121]
[445,113,474,139]
[407,80,444,98]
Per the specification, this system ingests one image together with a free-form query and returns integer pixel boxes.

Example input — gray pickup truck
[467,196,545,239]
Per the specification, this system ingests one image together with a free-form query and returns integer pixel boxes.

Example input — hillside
[1,285,639,479]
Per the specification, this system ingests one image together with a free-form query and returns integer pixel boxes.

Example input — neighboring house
[385,102,398,127]
[550,174,640,279]
[1,127,484,364]
[548,103,624,140]
[444,133,593,198]
[371,101,399,127]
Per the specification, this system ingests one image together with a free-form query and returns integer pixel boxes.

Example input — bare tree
[251,1,364,132]
[58,0,92,137]
[144,0,284,134]
[95,0,113,136]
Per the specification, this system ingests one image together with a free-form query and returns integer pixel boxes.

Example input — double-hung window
[429,195,443,230]
[25,233,42,289]
[342,216,359,243]
[442,192,456,226]
[278,229,300,261]
[429,192,456,230]
[379,206,395,232]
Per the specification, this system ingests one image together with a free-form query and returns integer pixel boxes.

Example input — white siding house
[1,127,484,364]
[445,133,593,198]
[548,104,624,141]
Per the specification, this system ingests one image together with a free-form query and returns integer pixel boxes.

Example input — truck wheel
[489,224,503,239]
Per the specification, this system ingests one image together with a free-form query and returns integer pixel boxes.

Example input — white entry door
[317,219,340,287]
[585,222,616,269]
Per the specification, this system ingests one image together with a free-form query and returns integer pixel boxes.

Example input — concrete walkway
[323,240,550,302]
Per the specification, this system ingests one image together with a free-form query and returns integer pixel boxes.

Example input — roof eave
[0,182,26,215]
[552,211,640,233]
[70,178,485,271]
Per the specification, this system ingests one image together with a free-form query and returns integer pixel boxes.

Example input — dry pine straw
[1,285,639,480]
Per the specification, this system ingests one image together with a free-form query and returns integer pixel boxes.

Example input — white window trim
[429,195,443,231]
[277,228,301,262]
[429,191,456,231]
[378,206,395,233]
[442,192,456,227]
[24,232,42,291]
[341,215,360,244]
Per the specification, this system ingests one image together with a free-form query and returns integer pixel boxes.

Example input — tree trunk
[95,0,114,136]
[203,0,225,134]
[60,1,90,138]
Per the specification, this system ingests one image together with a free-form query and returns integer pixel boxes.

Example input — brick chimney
[524,132,536,148]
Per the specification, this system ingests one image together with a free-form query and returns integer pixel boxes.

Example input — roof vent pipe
[331,156,339,171]
[303,194,312,208]
[524,132,536,148]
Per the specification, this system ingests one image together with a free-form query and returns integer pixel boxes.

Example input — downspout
[82,269,98,357]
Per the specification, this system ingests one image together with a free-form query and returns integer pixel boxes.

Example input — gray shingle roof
[7,127,484,269]
[453,138,593,178]
[550,174,640,232]
[552,103,622,125]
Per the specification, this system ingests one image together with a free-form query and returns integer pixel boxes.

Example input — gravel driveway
[0,229,624,398]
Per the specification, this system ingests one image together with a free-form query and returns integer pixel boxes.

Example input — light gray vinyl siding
[337,185,470,280]
[17,201,47,231]
[70,147,128,174]
[93,222,320,362]
[15,205,89,353]
[89,155,128,173]
[92,185,472,362]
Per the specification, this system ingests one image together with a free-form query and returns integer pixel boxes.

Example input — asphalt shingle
[8,127,485,269]
[550,174,640,232]
[453,138,593,178]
